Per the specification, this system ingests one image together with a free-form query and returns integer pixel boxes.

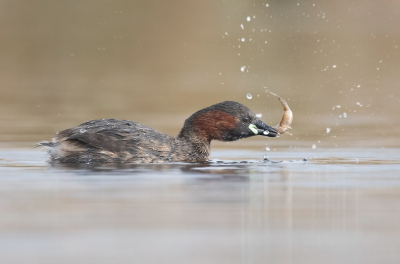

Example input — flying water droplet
[312,144,316,149]
[326,127,331,133]
[247,16,251,21]
[357,85,361,88]
[241,66,246,72]
[343,112,347,118]
[266,4,269,7]
[266,146,270,151]
[241,37,245,42]
[246,93,252,99]
[256,113,262,118]
[332,65,337,68]
[263,131,269,135]
[356,102,363,107]
[336,105,341,108]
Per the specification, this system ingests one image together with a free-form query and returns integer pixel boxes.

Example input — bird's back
[39,119,176,163]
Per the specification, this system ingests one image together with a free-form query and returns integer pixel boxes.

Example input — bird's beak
[254,120,279,137]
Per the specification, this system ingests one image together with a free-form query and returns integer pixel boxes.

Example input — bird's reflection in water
[48,159,297,186]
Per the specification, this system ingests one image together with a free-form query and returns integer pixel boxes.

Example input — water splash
[326,127,331,133]
[312,144,316,149]
[246,93,252,99]
[241,66,246,72]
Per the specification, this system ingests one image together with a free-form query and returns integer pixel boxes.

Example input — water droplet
[241,66,246,72]
[240,24,244,30]
[343,112,347,118]
[357,102,363,107]
[297,3,300,6]
[356,159,359,163]
[256,113,262,118]
[246,93,252,99]
[312,144,316,149]
[241,37,245,42]
[333,65,337,68]
[80,128,87,133]
[266,4,269,7]
[357,85,361,88]
[247,16,251,21]
[326,127,331,133]
[263,131,269,135]
[266,146,270,151]
[336,105,341,108]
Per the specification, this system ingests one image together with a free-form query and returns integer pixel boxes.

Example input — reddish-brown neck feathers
[193,110,238,141]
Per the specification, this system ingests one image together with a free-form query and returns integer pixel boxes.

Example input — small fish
[268,91,293,135]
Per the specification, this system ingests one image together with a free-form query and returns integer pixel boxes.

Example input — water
[1,148,400,264]
[246,93,252,99]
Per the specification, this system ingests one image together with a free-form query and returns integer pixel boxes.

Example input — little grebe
[38,101,284,163]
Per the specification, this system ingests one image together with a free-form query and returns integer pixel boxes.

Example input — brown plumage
[37,101,280,163]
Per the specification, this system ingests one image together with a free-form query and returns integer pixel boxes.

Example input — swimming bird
[38,101,284,163]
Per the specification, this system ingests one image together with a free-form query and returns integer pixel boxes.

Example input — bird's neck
[176,123,211,162]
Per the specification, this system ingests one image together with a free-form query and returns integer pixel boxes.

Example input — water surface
[1,148,400,264]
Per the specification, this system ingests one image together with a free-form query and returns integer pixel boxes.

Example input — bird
[37,101,281,163]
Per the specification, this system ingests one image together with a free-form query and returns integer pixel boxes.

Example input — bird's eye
[242,117,249,123]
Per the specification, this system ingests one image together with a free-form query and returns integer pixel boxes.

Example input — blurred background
[1,0,400,150]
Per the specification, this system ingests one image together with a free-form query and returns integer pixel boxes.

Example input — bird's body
[38,101,282,163]
[41,119,205,163]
